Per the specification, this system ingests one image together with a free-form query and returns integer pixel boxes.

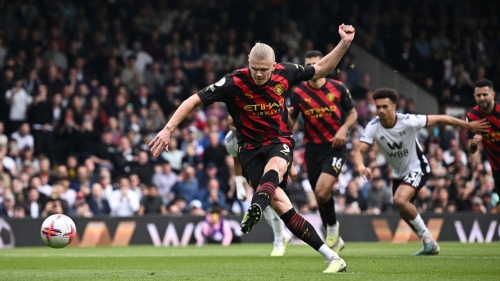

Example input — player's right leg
[306,145,344,252]
[393,180,439,255]
[271,187,346,273]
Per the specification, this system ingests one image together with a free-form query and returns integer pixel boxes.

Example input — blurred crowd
[0,0,498,219]
[347,0,500,107]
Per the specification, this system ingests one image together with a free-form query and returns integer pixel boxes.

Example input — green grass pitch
[0,242,498,280]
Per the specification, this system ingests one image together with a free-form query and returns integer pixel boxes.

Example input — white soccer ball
[40,214,77,248]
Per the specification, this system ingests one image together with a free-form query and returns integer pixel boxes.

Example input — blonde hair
[249,43,275,61]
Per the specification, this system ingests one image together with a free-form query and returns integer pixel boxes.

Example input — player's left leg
[263,206,291,256]
[271,187,346,273]
[393,183,439,255]
[241,144,292,233]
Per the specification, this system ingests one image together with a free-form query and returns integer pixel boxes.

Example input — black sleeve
[281,62,315,88]
[197,74,234,107]
[289,89,301,120]
[340,84,355,112]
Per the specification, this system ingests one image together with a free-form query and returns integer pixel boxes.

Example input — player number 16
[332,157,343,170]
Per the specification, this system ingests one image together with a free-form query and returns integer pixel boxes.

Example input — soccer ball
[40,214,76,248]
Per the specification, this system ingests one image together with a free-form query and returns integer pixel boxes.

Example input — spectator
[120,55,143,92]
[365,176,391,214]
[138,185,167,215]
[42,40,68,71]
[198,178,227,211]
[74,191,93,217]
[160,137,184,173]
[0,193,15,217]
[471,196,487,214]
[40,196,68,217]
[203,131,229,175]
[109,177,140,217]
[30,85,54,158]
[87,183,111,216]
[97,170,114,200]
[144,61,166,96]
[23,187,43,219]
[129,174,143,200]
[443,139,467,166]
[188,199,206,216]
[171,165,199,209]
[345,181,367,213]
[5,76,32,134]
[415,186,431,213]
[131,151,154,185]
[89,130,117,172]
[152,161,177,204]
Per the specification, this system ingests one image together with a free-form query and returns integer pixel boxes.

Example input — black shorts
[238,143,293,189]
[392,171,430,196]
[305,144,346,189]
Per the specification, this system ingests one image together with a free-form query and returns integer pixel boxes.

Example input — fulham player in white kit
[225,117,291,256]
[353,88,488,255]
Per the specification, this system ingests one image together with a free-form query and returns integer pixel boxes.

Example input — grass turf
[0,242,498,280]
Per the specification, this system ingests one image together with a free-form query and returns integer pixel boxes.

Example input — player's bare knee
[393,195,407,209]
[265,157,288,177]
[314,188,330,203]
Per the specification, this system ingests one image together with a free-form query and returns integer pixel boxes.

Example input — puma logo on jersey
[304,98,312,103]
[244,93,253,98]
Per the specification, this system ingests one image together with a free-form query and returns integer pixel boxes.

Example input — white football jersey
[360,113,430,179]
[224,130,238,158]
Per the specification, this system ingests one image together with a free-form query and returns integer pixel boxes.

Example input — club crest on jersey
[274,84,285,95]
[326,93,336,102]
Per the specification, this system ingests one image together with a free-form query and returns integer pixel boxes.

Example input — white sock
[409,214,433,243]
[318,244,339,260]
[235,176,247,200]
[327,222,338,236]
[263,207,285,249]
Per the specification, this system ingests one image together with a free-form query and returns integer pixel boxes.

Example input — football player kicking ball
[150,24,356,273]
[225,119,291,256]
[353,88,489,255]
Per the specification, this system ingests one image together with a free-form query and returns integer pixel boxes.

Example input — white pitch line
[0,253,499,259]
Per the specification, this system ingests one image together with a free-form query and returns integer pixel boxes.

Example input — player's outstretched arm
[149,94,203,156]
[353,142,372,180]
[312,24,355,79]
[426,115,489,133]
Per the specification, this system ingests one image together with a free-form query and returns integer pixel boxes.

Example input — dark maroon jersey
[290,79,355,144]
[198,62,315,149]
[466,103,500,171]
